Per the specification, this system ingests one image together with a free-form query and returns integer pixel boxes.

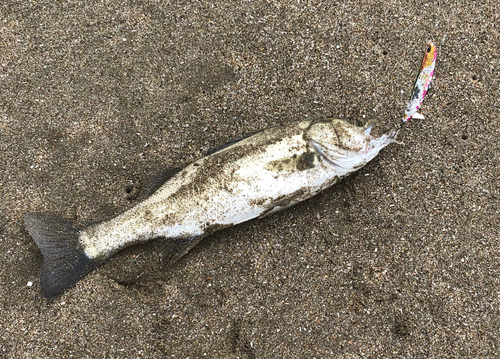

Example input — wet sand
[1,0,499,357]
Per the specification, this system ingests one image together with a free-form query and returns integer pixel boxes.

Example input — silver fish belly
[24,118,394,298]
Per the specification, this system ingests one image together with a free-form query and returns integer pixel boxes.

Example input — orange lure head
[421,42,437,72]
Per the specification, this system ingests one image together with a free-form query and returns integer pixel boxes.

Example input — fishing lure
[402,42,437,123]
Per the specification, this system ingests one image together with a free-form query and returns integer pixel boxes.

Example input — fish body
[402,42,437,123]
[25,119,394,298]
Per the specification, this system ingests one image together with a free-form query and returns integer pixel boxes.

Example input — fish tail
[24,212,99,299]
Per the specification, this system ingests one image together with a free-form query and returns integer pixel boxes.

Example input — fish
[402,42,437,123]
[25,42,437,299]
[24,119,395,298]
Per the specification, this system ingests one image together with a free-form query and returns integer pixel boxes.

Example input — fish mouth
[387,129,398,139]
[365,125,398,139]
[360,119,384,138]
[363,123,397,140]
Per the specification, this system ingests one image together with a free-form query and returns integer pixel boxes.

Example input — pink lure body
[402,42,437,123]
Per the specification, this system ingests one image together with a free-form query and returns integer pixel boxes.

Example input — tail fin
[24,213,99,299]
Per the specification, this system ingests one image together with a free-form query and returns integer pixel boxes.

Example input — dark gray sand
[1,0,499,357]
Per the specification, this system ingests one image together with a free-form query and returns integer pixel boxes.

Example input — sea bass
[25,119,394,298]
[25,42,436,299]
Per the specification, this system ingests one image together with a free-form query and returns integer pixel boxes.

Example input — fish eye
[426,45,432,53]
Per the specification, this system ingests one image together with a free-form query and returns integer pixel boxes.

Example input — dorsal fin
[141,130,263,198]
[206,130,262,155]
[140,167,182,199]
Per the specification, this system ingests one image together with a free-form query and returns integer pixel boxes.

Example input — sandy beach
[1,0,499,357]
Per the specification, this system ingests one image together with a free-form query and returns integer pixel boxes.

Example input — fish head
[305,119,395,170]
